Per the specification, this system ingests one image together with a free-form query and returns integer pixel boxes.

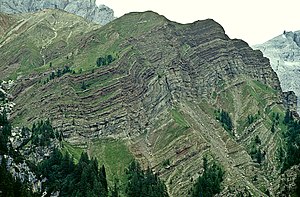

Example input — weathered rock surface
[0,80,55,193]
[282,91,298,111]
[274,165,300,196]
[0,13,17,36]
[1,155,43,192]
[0,0,115,25]
[0,10,292,196]
[253,31,300,113]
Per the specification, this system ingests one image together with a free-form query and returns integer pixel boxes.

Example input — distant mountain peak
[253,30,300,113]
[282,30,300,47]
[0,0,115,25]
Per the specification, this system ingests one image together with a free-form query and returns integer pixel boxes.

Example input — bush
[96,55,115,67]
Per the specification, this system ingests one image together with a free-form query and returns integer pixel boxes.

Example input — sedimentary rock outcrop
[0,10,291,196]
[0,0,114,25]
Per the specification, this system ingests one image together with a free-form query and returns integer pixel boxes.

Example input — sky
[96,0,300,45]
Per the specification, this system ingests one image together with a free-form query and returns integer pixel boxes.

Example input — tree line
[37,150,108,196]
[0,160,37,197]
[0,109,11,154]
[43,66,73,84]
[277,110,300,196]
[190,157,225,197]
[31,119,61,147]
[125,160,169,197]
[37,150,171,197]
[249,135,265,164]
[281,110,300,171]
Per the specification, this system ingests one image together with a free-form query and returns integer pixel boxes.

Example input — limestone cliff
[0,0,115,25]
[253,31,300,113]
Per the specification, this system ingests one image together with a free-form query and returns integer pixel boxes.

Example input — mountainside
[0,9,99,79]
[0,9,299,196]
[0,13,17,36]
[0,0,115,25]
[253,31,300,113]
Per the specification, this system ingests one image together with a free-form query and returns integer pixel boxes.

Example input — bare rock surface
[253,31,300,113]
[0,0,115,25]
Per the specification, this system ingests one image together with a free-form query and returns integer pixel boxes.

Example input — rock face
[0,13,17,36]
[0,0,114,25]
[0,10,292,196]
[283,91,298,111]
[253,31,300,113]
[0,80,54,193]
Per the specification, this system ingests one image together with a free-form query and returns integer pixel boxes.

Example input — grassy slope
[89,139,134,184]
[0,9,99,80]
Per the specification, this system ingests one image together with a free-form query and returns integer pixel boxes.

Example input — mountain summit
[0,0,115,25]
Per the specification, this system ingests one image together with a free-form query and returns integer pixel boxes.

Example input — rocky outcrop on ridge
[0,0,115,25]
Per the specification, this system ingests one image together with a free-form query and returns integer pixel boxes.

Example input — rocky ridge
[0,10,297,196]
[253,30,300,113]
[0,0,115,25]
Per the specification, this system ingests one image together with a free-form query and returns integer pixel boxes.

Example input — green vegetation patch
[252,80,277,95]
[154,109,190,151]
[171,108,189,128]
[218,90,234,113]
[244,80,277,107]
[215,109,233,135]
[89,139,134,187]
[125,160,169,197]
[190,157,225,197]
[154,122,189,152]
[62,141,84,163]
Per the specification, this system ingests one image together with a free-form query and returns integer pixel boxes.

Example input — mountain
[0,0,115,25]
[253,31,300,113]
[0,9,100,79]
[1,9,299,196]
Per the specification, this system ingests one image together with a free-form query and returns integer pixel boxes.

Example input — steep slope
[0,0,114,25]
[0,13,17,37]
[0,10,292,196]
[0,9,100,79]
[253,31,300,113]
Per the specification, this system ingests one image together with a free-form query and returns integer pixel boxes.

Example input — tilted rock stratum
[0,9,297,196]
[253,31,300,113]
[0,0,115,25]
